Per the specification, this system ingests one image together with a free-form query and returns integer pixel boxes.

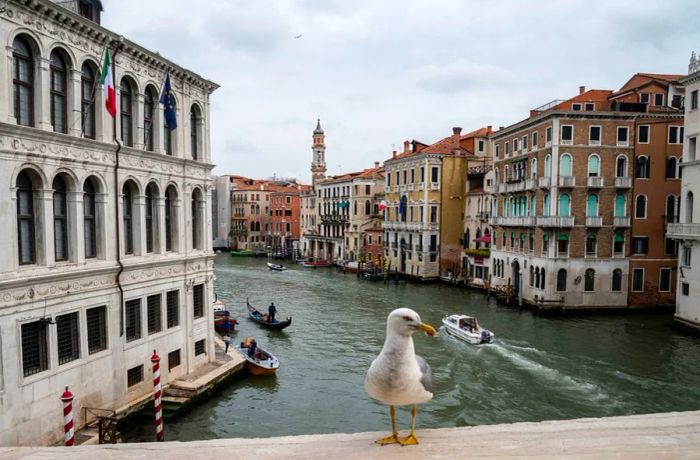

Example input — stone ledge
[2,410,700,459]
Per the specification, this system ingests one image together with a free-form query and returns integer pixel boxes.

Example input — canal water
[122,254,700,441]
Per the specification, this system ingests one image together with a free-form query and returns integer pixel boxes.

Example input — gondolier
[268,302,277,322]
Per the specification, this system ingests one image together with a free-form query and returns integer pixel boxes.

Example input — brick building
[270,185,308,257]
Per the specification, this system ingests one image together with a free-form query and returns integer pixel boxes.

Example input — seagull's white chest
[365,337,433,406]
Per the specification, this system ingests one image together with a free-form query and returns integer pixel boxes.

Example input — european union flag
[160,73,177,130]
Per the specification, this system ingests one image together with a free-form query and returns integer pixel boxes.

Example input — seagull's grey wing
[415,355,433,393]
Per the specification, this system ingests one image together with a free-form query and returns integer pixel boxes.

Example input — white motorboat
[442,314,494,344]
[266,262,287,271]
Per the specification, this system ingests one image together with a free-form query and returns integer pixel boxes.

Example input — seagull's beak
[418,322,436,337]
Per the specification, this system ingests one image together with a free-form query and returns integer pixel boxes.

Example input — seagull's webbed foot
[375,433,401,445]
[399,432,419,446]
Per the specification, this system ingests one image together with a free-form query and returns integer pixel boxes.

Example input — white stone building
[669,53,700,333]
[213,175,231,249]
[0,0,218,445]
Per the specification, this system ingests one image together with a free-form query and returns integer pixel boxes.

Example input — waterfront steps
[2,410,699,459]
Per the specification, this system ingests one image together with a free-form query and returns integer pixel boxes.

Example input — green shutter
[558,234,569,241]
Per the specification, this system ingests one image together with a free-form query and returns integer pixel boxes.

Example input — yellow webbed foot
[375,433,401,445]
[399,432,420,446]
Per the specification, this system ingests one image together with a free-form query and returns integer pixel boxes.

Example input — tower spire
[311,118,327,186]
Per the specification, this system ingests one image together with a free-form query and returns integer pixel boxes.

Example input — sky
[102,0,700,183]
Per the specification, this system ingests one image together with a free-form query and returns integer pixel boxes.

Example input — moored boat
[442,314,494,344]
[237,337,279,376]
[246,299,292,330]
[302,259,330,267]
[214,310,238,333]
[230,249,253,257]
[266,262,287,271]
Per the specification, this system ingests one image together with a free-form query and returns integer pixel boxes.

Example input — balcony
[586,216,603,227]
[418,183,425,191]
[497,183,508,193]
[407,184,414,191]
[484,184,495,194]
[667,223,700,239]
[400,185,407,192]
[558,176,576,187]
[430,182,440,191]
[393,185,400,192]
[385,186,391,193]
[525,178,537,190]
[587,176,604,188]
[476,211,490,221]
[614,176,632,188]
[537,216,574,227]
[538,177,551,188]
[505,181,525,193]
[613,216,631,227]
[494,216,535,226]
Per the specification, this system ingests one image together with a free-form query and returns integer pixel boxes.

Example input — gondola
[266,262,287,271]
[246,299,292,330]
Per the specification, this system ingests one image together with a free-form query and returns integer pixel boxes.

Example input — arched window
[560,153,572,176]
[535,267,540,288]
[543,193,550,216]
[666,195,677,223]
[49,50,68,134]
[53,175,69,261]
[544,154,551,177]
[616,155,628,177]
[190,105,201,160]
[635,195,647,219]
[584,268,595,292]
[556,268,567,292]
[145,183,157,253]
[365,200,371,215]
[464,228,470,250]
[144,87,156,151]
[635,156,650,179]
[529,265,534,286]
[164,98,176,155]
[120,79,133,146]
[686,191,694,223]
[531,158,538,178]
[666,157,678,179]
[588,154,600,177]
[612,268,622,292]
[400,195,407,222]
[122,181,137,254]
[540,268,546,289]
[16,171,36,264]
[13,36,35,127]
[192,188,202,250]
[165,185,177,252]
[615,193,626,217]
[587,194,598,217]
[81,62,97,139]
[83,178,97,258]
[530,195,536,216]
[559,193,571,217]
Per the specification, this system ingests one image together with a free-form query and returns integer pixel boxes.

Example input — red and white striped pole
[151,350,164,441]
[60,386,74,446]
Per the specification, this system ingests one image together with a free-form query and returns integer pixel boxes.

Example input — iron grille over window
[193,284,204,318]
[194,339,206,356]
[21,320,48,377]
[168,349,181,370]
[125,299,141,342]
[57,312,80,365]
[86,306,107,354]
[147,294,162,335]
[127,365,143,387]
[167,290,180,328]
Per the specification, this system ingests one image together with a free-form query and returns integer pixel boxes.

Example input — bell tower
[311,118,327,186]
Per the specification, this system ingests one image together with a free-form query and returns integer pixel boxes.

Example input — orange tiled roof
[614,73,684,96]
[551,89,613,110]
[320,166,385,184]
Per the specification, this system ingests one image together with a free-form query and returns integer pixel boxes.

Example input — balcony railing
[418,183,425,191]
[430,182,440,190]
[613,216,631,227]
[586,216,603,227]
[484,184,495,194]
[476,211,490,221]
[505,181,525,193]
[537,216,574,227]
[525,178,537,190]
[587,176,604,188]
[385,186,391,193]
[538,177,551,188]
[407,184,414,191]
[614,176,632,188]
[558,176,576,187]
[494,216,535,226]
[667,223,700,239]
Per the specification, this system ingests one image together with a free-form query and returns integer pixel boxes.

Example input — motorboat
[266,262,287,271]
[237,337,280,376]
[442,314,494,344]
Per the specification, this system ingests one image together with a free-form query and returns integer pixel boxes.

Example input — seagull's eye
[402,315,413,322]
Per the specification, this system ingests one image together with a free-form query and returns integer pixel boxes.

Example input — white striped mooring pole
[151,350,164,441]
[60,386,74,446]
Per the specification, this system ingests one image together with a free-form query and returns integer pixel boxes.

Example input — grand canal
[123,254,700,441]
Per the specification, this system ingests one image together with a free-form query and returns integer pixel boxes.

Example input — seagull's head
[387,308,436,337]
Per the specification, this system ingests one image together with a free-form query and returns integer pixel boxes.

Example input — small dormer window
[572,103,582,111]
[79,1,93,19]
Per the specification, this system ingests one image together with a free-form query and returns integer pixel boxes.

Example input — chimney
[374,161,380,169]
[579,85,586,95]
[392,150,397,159]
[403,140,409,153]
[452,127,462,149]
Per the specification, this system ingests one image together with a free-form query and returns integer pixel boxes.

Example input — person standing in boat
[268,302,277,322]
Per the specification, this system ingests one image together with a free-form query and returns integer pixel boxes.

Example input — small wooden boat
[214,310,238,333]
[237,337,279,376]
[442,314,494,344]
[266,262,287,271]
[246,299,292,330]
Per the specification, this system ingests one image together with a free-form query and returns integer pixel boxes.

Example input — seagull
[365,308,436,446]
[294,34,303,39]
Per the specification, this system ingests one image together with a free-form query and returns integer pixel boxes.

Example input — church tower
[311,118,327,186]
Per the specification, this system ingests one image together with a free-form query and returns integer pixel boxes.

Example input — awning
[520,233,526,240]
[615,233,625,242]
[473,235,491,243]
[543,234,549,241]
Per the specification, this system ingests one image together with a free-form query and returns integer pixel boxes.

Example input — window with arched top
[588,154,600,177]
[530,195,536,216]
[192,188,203,250]
[686,191,694,223]
[584,268,595,292]
[616,155,628,177]
[635,156,650,179]
[543,193,550,216]
[614,193,626,217]
[13,36,35,127]
[145,183,159,253]
[16,170,37,264]
[612,268,622,292]
[666,195,678,223]
[560,153,572,177]
[165,185,178,252]
[122,181,138,254]
[83,178,97,259]
[559,193,571,216]
[544,154,551,177]
[365,200,371,215]
[53,175,69,261]
[587,194,598,217]
[144,87,157,151]
[666,157,678,179]
[49,50,68,134]
[81,61,97,139]
[120,79,133,146]
[531,158,538,178]
[530,265,534,287]
[540,268,546,289]
[635,195,647,219]
[535,267,540,288]
[556,268,567,291]
[190,105,201,160]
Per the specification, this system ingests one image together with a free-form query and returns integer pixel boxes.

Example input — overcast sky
[103,0,699,183]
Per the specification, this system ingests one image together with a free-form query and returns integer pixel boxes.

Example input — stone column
[171,197,182,253]
[38,189,55,266]
[154,102,164,154]
[134,92,145,150]
[67,190,83,263]
[155,195,165,254]
[69,69,82,137]
[133,194,146,256]
[37,57,52,131]
[95,192,110,260]
[196,194,207,251]
[3,46,13,123]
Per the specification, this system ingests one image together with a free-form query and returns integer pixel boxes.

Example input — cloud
[413,60,514,94]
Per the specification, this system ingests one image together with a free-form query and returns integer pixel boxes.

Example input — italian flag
[100,49,116,118]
